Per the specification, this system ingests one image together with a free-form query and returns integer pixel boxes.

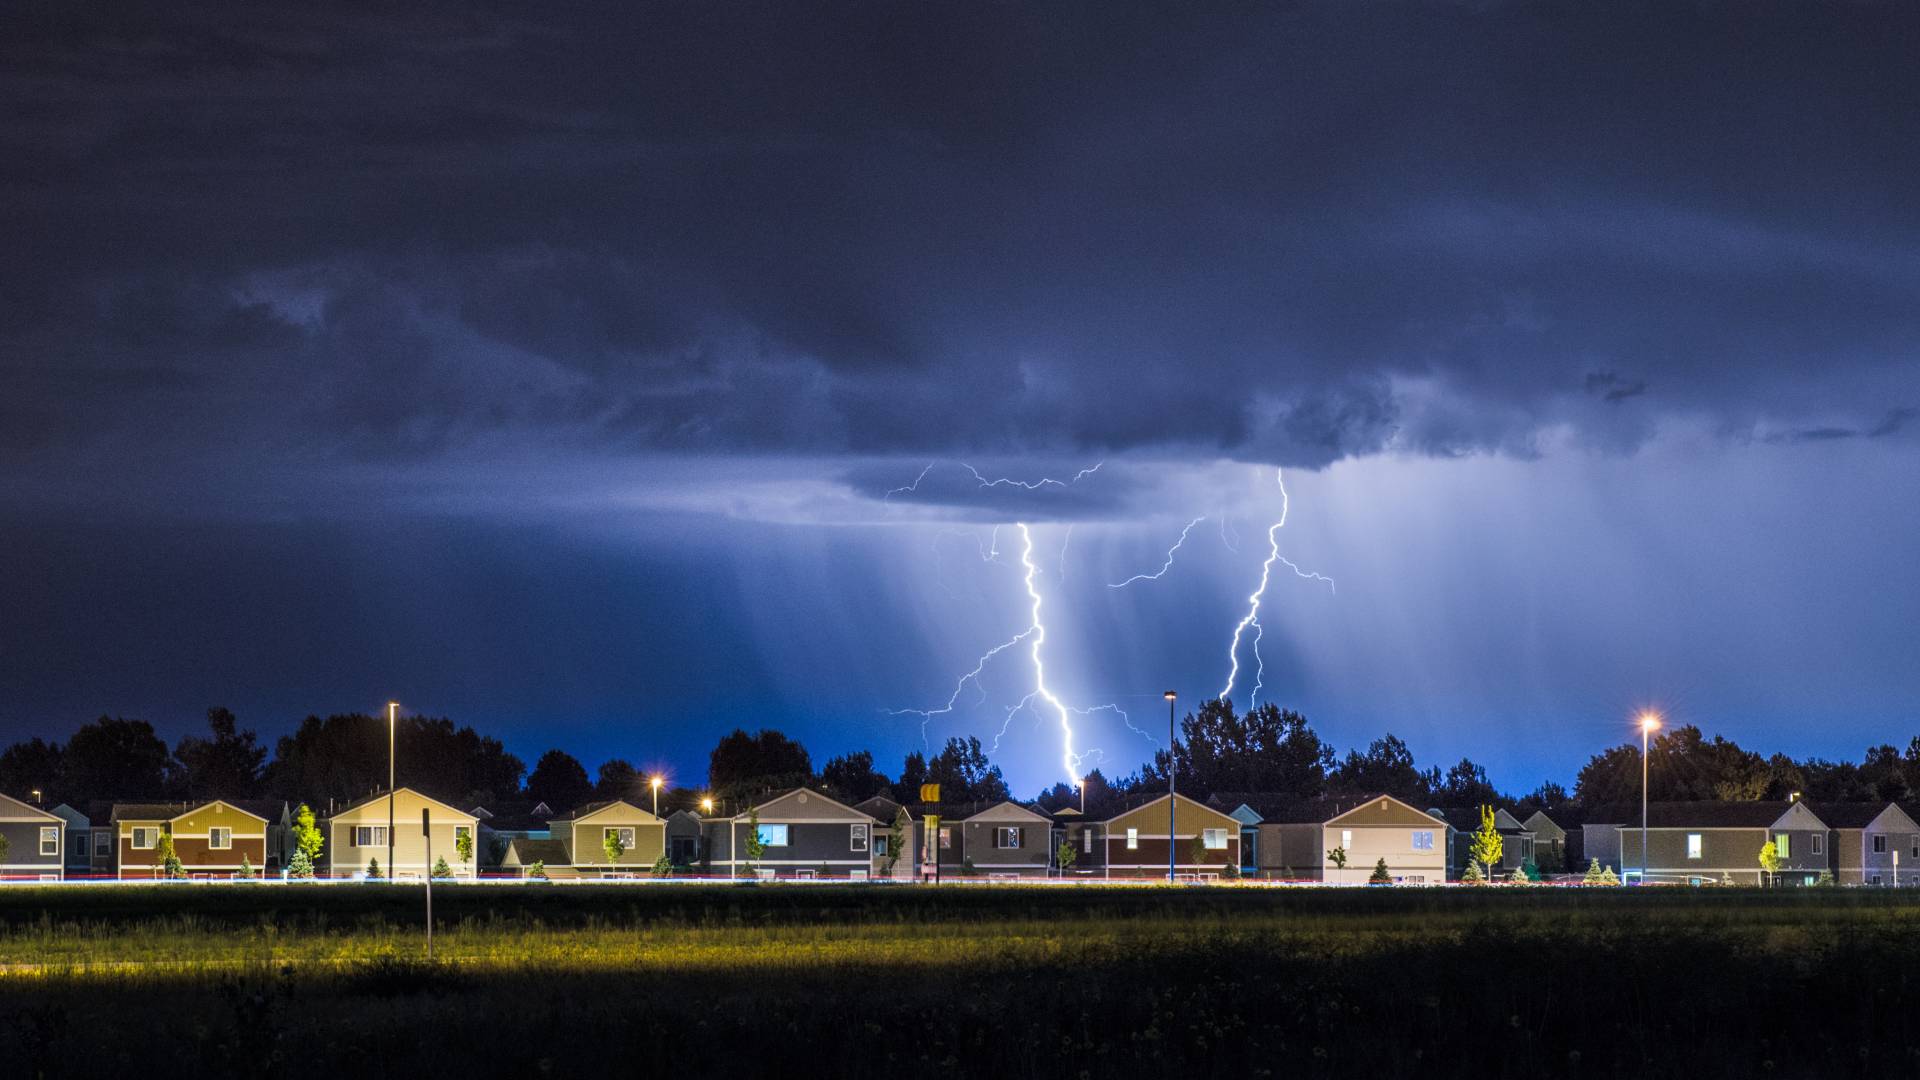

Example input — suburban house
[1431,806,1535,878]
[0,791,65,880]
[49,802,97,878]
[889,799,1055,879]
[111,800,275,879]
[1095,793,1240,880]
[1814,802,1920,886]
[701,787,884,879]
[551,800,666,876]
[324,788,479,879]
[470,799,556,869]
[1522,809,1575,875]
[665,809,705,867]
[1052,806,1101,877]
[1210,793,1447,883]
[851,796,916,879]
[1583,800,1832,885]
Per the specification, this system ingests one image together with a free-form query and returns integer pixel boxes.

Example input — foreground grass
[4,885,1920,1078]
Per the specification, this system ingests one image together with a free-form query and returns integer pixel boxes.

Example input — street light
[1165,690,1178,884]
[1639,712,1659,885]
[650,775,663,818]
[388,702,399,883]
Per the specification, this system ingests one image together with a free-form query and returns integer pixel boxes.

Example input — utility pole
[1165,691,1177,884]
[422,808,433,960]
[388,702,399,884]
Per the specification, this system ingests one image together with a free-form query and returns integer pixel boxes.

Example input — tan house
[500,800,665,878]
[1212,793,1448,883]
[1099,793,1240,879]
[325,788,479,879]
[112,800,271,879]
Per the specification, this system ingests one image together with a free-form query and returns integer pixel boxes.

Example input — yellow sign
[919,783,940,803]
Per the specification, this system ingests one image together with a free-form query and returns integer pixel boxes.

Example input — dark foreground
[3,884,1917,1079]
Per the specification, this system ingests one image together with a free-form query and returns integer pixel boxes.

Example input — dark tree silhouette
[819,750,891,803]
[63,716,172,800]
[707,728,813,800]
[173,707,266,800]
[526,749,594,810]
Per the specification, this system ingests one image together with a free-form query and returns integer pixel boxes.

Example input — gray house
[1584,800,1831,885]
[49,803,98,877]
[0,791,64,880]
[908,800,1055,879]
[1813,802,1920,886]
[702,787,884,880]
[1521,809,1572,875]
[1431,806,1535,878]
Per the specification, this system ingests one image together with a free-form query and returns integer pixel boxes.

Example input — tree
[366,856,382,880]
[1057,838,1078,876]
[266,712,524,807]
[883,813,906,876]
[1583,858,1604,885]
[651,851,673,877]
[291,803,324,869]
[1369,858,1392,885]
[1599,865,1620,886]
[1137,700,1334,801]
[1469,805,1504,883]
[595,758,641,801]
[0,833,8,865]
[1816,869,1836,887]
[0,738,64,807]
[172,707,266,799]
[709,729,813,801]
[891,751,929,804]
[820,750,892,803]
[1187,834,1207,868]
[237,854,256,880]
[924,737,1010,804]
[1433,758,1501,808]
[1461,861,1484,883]
[1330,734,1429,803]
[1758,837,1781,887]
[526,749,594,810]
[743,807,765,875]
[528,860,548,881]
[1327,845,1348,882]
[602,826,627,867]
[432,856,452,878]
[455,827,474,872]
[1509,862,1534,885]
[154,831,183,879]
[287,848,315,880]
[64,716,172,800]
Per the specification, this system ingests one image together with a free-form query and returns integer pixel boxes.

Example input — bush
[651,852,674,878]
[1583,858,1604,885]
[432,857,452,879]
[287,849,315,880]
[1816,869,1836,887]
[1368,858,1392,885]
[528,860,548,881]
[1600,865,1620,886]
[366,856,382,880]
[236,855,256,880]
[1461,862,1484,884]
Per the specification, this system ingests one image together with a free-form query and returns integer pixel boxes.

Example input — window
[756,824,789,847]
[1412,830,1434,851]
[850,824,868,852]
[94,831,110,857]
[353,826,388,848]
[1340,829,1353,851]
[131,827,157,850]
[1811,833,1824,856]
[454,826,471,846]
[995,827,1023,849]
[1202,828,1227,850]
[40,827,58,855]
[1872,874,1883,886]
[1873,834,1887,854]
[1687,834,1703,860]
[1126,828,1139,850]
[208,827,231,850]
[1910,836,1918,859]
[939,827,953,849]
[873,836,888,857]
[606,827,636,850]
[1775,834,1790,859]
[1080,826,1091,852]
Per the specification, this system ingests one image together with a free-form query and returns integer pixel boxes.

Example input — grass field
[4,884,1919,1079]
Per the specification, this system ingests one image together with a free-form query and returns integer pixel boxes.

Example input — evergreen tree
[744,807,765,875]
[1369,858,1392,885]
[288,848,315,880]
[236,854,256,880]
[154,831,184,879]
[432,856,451,878]
[1583,858,1604,885]
[651,851,674,877]
[1461,861,1484,884]
[366,855,382,880]
[1599,865,1620,886]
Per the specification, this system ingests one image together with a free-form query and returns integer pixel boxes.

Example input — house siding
[0,820,63,879]
[325,791,480,879]
[1101,797,1240,877]
[565,805,667,874]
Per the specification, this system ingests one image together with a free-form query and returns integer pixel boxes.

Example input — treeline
[4,700,1917,817]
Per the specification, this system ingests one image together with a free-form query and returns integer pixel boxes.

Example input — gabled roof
[111,799,274,824]
[470,800,558,830]
[550,800,660,826]
[1427,806,1529,832]
[0,791,63,822]
[1099,791,1236,825]
[501,837,571,867]
[1582,800,1804,829]
[733,787,877,822]
[900,799,1048,823]
[1208,792,1411,825]
[1812,802,1910,830]
[329,787,477,821]
[853,796,907,821]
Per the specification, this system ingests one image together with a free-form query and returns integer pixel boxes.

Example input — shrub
[366,856,382,880]
[287,849,315,880]
[1461,861,1484,884]
[528,860,548,881]
[1368,858,1392,885]
[1600,865,1620,886]
[236,855,256,880]
[1583,858,1604,885]
[1816,869,1836,887]
[651,852,674,878]
[432,857,452,878]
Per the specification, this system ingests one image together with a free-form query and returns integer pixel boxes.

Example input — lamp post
[388,702,399,883]
[700,797,715,878]
[650,776,663,818]
[1639,712,1659,885]
[1165,690,1178,884]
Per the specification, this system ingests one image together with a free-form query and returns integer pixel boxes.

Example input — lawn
[3,884,1918,1078]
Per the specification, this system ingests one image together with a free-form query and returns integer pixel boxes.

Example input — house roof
[1582,800,1800,829]
[733,787,877,822]
[502,837,571,867]
[109,798,275,824]
[0,791,63,822]
[1426,806,1529,832]
[1809,802,1904,829]
[1208,792,1404,824]
[853,796,906,821]
[330,787,475,820]
[471,800,558,830]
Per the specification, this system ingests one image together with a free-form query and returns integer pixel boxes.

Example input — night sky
[3,3,1916,797]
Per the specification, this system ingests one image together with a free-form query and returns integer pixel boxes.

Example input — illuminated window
[756,824,789,847]
[1775,834,1790,859]
[995,827,1022,849]
[873,836,888,857]
[850,824,868,852]
[39,827,58,856]
[1080,827,1091,852]
[939,827,953,849]
[1341,829,1353,850]
[1687,834,1702,860]
[606,827,636,850]
[1202,828,1227,850]
[1126,828,1139,850]
[1412,831,1434,851]
[209,827,231,850]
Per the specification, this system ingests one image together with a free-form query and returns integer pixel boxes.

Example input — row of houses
[7,783,1920,886]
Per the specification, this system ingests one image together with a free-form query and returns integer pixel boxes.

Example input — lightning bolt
[1220,467,1334,707]
[964,461,1103,490]
[1108,516,1207,588]
[1015,522,1086,786]
[883,461,939,501]
[887,627,1037,744]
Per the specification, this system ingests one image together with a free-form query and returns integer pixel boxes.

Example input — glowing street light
[1639,711,1660,885]
[650,775,663,818]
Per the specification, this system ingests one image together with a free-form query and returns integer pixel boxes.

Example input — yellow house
[326,788,479,879]
[548,800,666,876]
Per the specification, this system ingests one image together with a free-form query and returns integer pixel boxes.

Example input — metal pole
[1166,691,1177,884]
[388,702,397,883]
[423,807,432,960]
[1640,724,1649,886]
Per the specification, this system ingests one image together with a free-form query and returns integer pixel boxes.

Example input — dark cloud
[2,1,1919,511]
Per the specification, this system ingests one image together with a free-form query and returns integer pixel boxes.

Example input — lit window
[1080,827,1091,852]
[1775,834,1790,859]
[1341,830,1352,850]
[850,824,868,852]
[606,827,636,850]
[1126,828,1139,850]
[131,828,156,850]
[1202,828,1227,850]
[209,827,231,850]
[1687,834,1702,860]
[938,827,952,850]
[873,836,888,857]
[1412,830,1434,851]
[996,827,1022,849]
[40,827,58,856]
[756,824,789,847]
[1873,834,1887,854]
